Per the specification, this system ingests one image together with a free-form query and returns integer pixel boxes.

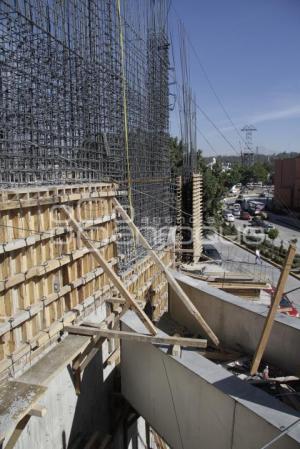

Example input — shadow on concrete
[212,373,300,419]
[67,347,116,448]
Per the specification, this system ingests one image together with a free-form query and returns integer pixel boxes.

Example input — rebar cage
[0,0,174,267]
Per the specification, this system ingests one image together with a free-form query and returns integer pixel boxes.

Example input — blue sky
[169,0,300,156]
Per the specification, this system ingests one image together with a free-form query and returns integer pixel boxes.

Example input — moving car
[202,244,222,265]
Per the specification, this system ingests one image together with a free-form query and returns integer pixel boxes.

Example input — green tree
[251,162,269,183]
[239,162,269,185]
[170,137,183,177]
[225,163,242,187]
[268,228,279,249]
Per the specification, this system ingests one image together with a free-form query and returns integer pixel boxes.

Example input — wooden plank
[0,380,46,441]
[4,415,31,449]
[65,326,207,348]
[19,335,90,386]
[210,282,267,289]
[105,297,126,305]
[0,236,117,293]
[61,207,157,335]
[0,189,116,212]
[106,348,121,365]
[113,199,219,347]
[28,405,47,418]
[250,243,296,375]
[171,333,182,358]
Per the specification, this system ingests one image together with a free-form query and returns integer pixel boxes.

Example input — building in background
[274,156,300,210]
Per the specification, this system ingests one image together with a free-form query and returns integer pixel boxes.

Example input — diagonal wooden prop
[113,198,220,347]
[61,206,157,335]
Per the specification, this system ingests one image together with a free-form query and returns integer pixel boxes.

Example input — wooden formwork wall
[121,250,171,321]
[0,184,117,367]
[0,183,171,375]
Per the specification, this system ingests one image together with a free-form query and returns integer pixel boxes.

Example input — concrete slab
[169,270,300,374]
[121,311,300,449]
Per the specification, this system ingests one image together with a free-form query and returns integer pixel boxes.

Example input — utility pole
[250,243,296,375]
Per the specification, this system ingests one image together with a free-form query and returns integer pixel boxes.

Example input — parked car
[241,211,251,220]
[223,212,235,222]
[250,218,274,233]
[202,244,222,265]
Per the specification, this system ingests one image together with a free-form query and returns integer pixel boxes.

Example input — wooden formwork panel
[121,250,172,321]
[0,183,118,363]
[0,182,172,376]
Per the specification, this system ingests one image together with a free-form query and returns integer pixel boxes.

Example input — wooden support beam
[250,243,296,375]
[210,282,267,290]
[28,405,47,418]
[171,333,182,358]
[106,348,121,365]
[65,325,207,348]
[61,206,157,335]
[4,415,31,449]
[105,297,126,305]
[153,431,168,449]
[113,198,219,347]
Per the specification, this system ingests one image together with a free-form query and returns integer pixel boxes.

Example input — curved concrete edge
[121,311,300,449]
[169,270,300,374]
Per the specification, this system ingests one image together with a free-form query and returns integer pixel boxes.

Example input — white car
[224,213,235,222]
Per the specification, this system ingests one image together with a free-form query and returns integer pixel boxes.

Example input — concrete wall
[121,312,300,449]
[169,270,300,374]
[13,306,116,449]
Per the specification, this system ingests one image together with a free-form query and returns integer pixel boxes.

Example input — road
[225,194,300,252]
[234,217,300,252]
[207,233,300,307]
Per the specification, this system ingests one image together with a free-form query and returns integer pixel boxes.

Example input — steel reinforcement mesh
[0,0,173,267]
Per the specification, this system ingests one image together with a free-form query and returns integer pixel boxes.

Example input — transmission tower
[241,125,257,166]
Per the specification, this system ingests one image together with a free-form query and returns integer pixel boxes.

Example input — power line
[192,97,240,156]
[170,3,250,152]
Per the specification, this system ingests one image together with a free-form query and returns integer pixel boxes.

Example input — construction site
[0,1,300,448]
